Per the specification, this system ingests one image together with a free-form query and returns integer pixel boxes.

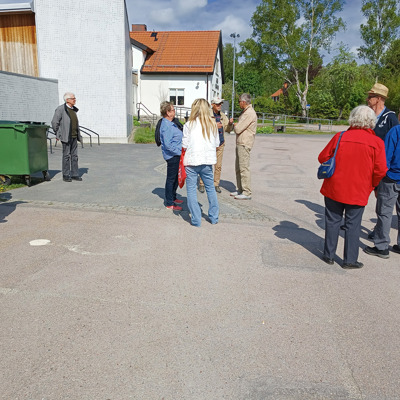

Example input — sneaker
[363,246,389,259]
[174,199,183,204]
[63,175,72,182]
[234,194,251,200]
[230,191,240,197]
[391,244,400,254]
[215,186,221,193]
[166,205,182,211]
[342,261,364,269]
[71,176,82,181]
[198,185,205,193]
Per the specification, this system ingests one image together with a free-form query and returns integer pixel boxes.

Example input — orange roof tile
[270,88,283,97]
[130,30,221,74]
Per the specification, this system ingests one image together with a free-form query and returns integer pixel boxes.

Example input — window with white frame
[170,88,184,105]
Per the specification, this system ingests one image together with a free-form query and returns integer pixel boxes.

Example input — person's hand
[217,122,223,129]
[229,118,234,124]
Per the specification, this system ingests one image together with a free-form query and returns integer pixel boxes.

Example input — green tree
[309,48,375,119]
[243,0,345,117]
[358,0,400,77]
[222,43,236,83]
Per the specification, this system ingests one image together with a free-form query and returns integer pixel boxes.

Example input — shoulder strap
[332,131,345,158]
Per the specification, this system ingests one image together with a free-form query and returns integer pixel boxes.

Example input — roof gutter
[0,1,34,14]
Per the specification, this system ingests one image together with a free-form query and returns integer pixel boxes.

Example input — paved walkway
[1,134,400,399]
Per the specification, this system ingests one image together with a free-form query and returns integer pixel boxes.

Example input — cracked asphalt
[1,133,400,399]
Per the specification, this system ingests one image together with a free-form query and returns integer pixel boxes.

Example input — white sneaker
[234,194,251,200]
[230,191,240,196]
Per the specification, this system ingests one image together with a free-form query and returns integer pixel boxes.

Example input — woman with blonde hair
[182,98,220,226]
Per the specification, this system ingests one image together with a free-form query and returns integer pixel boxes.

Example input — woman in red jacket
[319,105,387,269]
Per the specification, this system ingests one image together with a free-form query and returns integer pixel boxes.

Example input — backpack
[155,118,183,147]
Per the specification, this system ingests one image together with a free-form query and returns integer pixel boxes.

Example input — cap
[211,96,224,104]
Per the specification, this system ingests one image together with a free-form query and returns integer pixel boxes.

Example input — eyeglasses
[215,103,223,106]
[68,97,76,100]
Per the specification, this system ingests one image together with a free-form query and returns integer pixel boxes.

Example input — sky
[0,0,365,64]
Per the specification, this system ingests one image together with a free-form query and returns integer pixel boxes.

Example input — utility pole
[230,32,240,119]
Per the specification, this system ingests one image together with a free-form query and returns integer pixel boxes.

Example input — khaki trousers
[199,143,225,187]
[235,144,251,196]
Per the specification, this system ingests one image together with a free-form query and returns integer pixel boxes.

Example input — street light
[230,32,240,119]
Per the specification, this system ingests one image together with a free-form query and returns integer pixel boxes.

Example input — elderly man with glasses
[367,83,399,141]
[365,83,399,239]
[51,92,83,182]
[229,93,257,200]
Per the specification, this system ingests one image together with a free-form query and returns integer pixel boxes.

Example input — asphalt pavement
[1,133,400,399]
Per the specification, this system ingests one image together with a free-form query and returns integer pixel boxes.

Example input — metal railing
[255,112,335,131]
[80,126,101,146]
[175,106,191,121]
[136,102,157,126]
[46,126,100,153]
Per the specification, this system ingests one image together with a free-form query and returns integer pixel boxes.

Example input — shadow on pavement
[295,199,324,229]
[272,220,325,261]
[219,179,236,192]
[0,193,26,223]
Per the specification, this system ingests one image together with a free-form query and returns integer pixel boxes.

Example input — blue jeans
[185,165,219,226]
[165,155,180,206]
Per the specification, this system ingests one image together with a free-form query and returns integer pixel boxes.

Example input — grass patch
[257,126,274,134]
[134,127,155,144]
[0,175,45,193]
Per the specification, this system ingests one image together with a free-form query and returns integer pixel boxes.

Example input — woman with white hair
[182,98,220,227]
[318,105,387,269]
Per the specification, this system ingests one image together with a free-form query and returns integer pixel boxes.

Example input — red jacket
[318,128,387,206]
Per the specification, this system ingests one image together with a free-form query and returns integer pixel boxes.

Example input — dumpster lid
[0,120,47,125]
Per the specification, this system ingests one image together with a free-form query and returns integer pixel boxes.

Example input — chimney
[131,24,147,31]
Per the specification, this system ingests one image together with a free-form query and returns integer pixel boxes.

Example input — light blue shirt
[160,118,182,160]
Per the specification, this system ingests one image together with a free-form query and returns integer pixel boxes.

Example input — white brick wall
[33,0,133,143]
[0,71,58,123]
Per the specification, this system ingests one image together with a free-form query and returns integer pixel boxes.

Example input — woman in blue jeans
[160,101,183,211]
[182,98,220,226]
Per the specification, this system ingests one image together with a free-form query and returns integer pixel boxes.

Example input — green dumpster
[0,121,51,186]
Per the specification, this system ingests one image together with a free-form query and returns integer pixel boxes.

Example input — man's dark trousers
[324,197,364,264]
[62,138,79,178]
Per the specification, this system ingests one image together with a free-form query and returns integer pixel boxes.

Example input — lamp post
[230,32,240,119]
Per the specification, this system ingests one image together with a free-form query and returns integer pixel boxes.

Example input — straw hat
[368,83,389,99]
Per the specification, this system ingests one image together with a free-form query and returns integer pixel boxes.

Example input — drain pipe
[206,73,209,101]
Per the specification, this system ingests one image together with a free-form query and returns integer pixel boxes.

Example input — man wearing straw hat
[366,83,399,239]
[366,83,399,141]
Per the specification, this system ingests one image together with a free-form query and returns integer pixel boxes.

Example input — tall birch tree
[242,0,345,117]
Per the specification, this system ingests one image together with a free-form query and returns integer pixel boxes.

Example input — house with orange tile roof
[270,82,289,102]
[130,25,224,118]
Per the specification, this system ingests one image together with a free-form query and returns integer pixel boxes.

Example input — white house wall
[139,74,219,117]
[33,0,133,143]
[211,47,223,100]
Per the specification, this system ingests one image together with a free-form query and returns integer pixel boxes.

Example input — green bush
[133,116,141,127]
[257,126,273,134]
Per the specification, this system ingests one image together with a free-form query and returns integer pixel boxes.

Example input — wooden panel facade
[0,14,38,77]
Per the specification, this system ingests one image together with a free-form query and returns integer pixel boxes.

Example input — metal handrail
[46,127,55,153]
[136,102,157,126]
[80,126,100,145]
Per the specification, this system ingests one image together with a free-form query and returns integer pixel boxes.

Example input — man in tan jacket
[229,93,257,200]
